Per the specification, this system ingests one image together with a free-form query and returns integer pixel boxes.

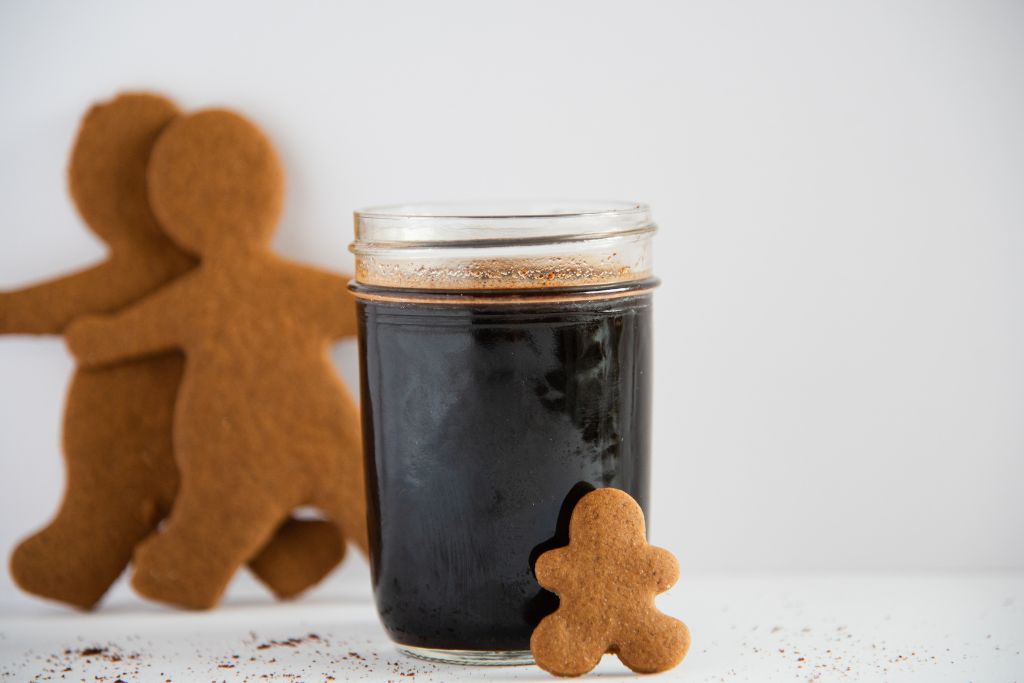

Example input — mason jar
[350,201,658,665]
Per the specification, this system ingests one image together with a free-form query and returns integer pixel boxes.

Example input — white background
[0,0,1022,610]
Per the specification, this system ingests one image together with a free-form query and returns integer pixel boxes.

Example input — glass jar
[350,201,658,665]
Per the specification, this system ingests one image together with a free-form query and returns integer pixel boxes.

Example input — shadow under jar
[350,201,658,665]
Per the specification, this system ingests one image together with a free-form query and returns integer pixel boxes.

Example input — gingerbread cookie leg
[616,617,691,675]
[10,357,181,609]
[131,467,291,609]
[248,518,344,599]
[11,494,153,610]
[314,390,368,554]
[10,350,341,607]
[530,613,608,677]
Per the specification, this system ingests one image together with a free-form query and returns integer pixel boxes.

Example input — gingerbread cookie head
[147,109,284,257]
[69,93,179,248]
[531,488,690,677]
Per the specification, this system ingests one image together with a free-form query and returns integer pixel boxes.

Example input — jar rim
[352,200,654,250]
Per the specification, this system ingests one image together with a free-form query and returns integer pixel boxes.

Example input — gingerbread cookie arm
[0,261,126,335]
[66,274,194,366]
[644,545,680,592]
[534,546,573,593]
[286,264,357,339]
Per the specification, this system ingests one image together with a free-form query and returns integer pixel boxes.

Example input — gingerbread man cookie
[2,93,343,609]
[67,108,367,609]
[530,488,690,676]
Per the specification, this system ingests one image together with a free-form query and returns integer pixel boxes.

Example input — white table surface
[1,560,1021,682]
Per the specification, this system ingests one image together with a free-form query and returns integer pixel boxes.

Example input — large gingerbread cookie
[67,107,367,609]
[1,93,343,609]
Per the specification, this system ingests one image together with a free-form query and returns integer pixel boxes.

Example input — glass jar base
[397,645,535,666]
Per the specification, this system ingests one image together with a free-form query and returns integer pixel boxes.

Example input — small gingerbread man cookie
[530,488,690,677]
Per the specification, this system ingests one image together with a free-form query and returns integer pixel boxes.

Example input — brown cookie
[66,107,367,610]
[1,93,343,609]
[530,488,690,677]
